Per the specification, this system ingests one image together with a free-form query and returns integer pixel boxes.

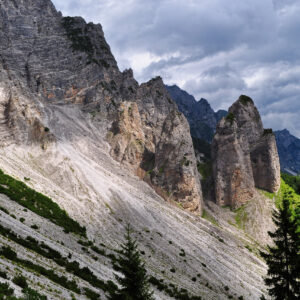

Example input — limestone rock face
[108,78,203,212]
[0,0,203,212]
[212,118,255,207]
[212,96,280,207]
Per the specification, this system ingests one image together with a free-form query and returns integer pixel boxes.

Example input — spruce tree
[260,191,300,299]
[108,224,154,300]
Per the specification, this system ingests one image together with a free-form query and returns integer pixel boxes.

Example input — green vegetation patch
[0,246,81,294]
[225,112,235,125]
[202,209,219,226]
[149,276,202,300]
[281,173,300,195]
[0,223,115,297]
[239,95,253,106]
[234,204,248,230]
[263,128,273,136]
[0,169,86,236]
[197,161,212,181]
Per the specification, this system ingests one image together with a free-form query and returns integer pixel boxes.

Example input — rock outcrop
[108,78,202,212]
[0,0,203,212]
[212,95,280,207]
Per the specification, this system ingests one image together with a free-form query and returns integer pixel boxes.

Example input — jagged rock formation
[166,85,227,142]
[108,79,202,211]
[275,129,300,175]
[0,0,202,212]
[212,96,280,207]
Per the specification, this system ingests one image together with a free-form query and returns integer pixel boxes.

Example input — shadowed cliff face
[0,0,203,212]
[212,96,280,208]
[275,129,300,175]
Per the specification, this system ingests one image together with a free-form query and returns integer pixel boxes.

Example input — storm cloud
[52,0,300,137]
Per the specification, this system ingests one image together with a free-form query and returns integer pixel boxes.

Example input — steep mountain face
[275,129,300,175]
[212,96,281,207]
[0,0,202,212]
[0,1,282,299]
[166,85,226,142]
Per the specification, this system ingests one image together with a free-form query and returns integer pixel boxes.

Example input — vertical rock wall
[212,96,280,208]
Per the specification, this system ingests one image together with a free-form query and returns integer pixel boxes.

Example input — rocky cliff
[0,0,202,212]
[166,85,227,142]
[212,96,281,207]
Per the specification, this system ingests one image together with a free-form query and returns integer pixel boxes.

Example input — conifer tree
[107,224,154,300]
[260,191,300,299]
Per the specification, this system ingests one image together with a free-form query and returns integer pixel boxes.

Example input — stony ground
[0,104,272,300]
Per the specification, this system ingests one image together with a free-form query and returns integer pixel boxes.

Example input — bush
[83,287,100,300]
[225,112,235,125]
[0,282,14,297]
[23,287,47,299]
[239,95,253,106]
[0,270,8,279]
[13,275,28,289]
[0,206,9,214]
[0,246,17,260]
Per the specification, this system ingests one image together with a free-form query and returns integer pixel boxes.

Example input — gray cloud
[52,0,300,137]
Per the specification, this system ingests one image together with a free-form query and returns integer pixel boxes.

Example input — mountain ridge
[167,84,300,176]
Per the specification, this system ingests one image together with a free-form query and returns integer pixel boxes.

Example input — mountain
[275,129,300,175]
[167,85,300,178]
[0,1,282,299]
[165,85,227,142]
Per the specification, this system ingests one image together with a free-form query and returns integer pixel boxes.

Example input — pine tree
[260,191,300,300]
[107,224,154,300]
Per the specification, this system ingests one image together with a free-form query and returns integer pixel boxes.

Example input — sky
[52,0,300,137]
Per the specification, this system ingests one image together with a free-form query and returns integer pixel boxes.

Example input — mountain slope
[0,0,279,299]
[275,129,300,175]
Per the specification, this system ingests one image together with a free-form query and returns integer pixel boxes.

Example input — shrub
[0,282,14,297]
[83,287,100,300]
[0,206,9,214]
[0,246,17,260]
[263,128,273,136]
[239,95,253,105]
[31,224,39,230]
[23,287,47,300]
[20,217,25,223]
[13,275,28,289]
[0,270,8,279]
[225,112,235,125]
